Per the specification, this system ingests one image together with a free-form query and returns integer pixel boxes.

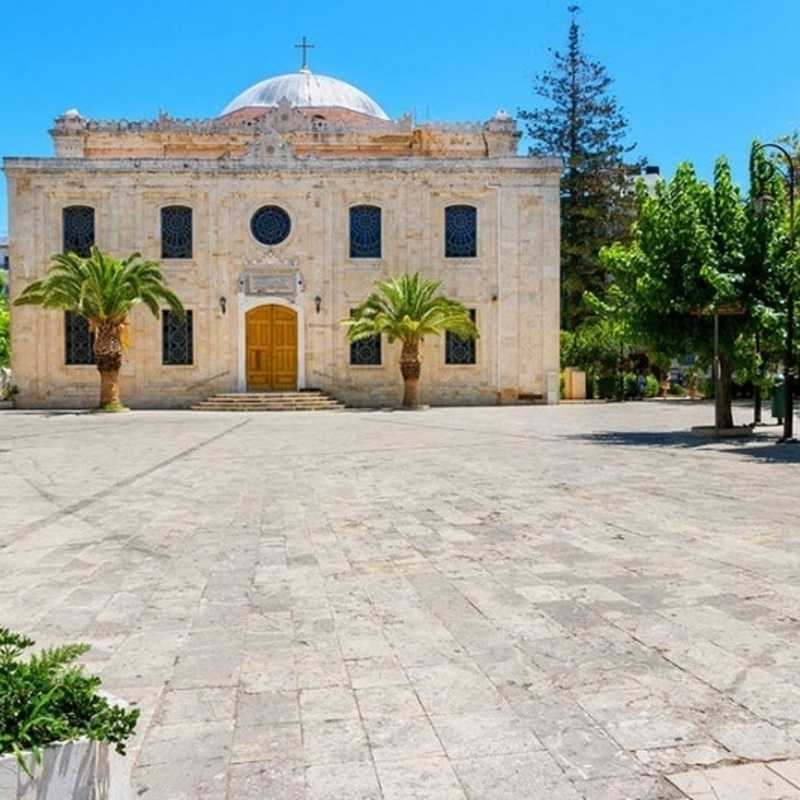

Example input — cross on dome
[294,36,315,73]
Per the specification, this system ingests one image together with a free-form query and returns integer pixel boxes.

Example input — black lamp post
[754,142,797,444]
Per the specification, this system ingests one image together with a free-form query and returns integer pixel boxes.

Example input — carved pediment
[261,99,314,133]
[239,123,296,164]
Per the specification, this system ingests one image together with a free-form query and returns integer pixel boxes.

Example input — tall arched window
[349,205,382,259]
[446,309,477,365]
[65,312,95,365]
[63,206,95,257]
[349,309,381,365]
[162,309,193,365]
[161,206,193,259]
[445,205,477,258]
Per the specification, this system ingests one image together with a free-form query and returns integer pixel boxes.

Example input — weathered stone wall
[5,157,560,409]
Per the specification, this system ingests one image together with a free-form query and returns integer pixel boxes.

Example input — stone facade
[4,72,560,409]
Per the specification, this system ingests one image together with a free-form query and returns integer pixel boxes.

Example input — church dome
[221,69,390,120]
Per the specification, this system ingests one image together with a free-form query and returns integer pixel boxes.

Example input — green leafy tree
[0,278,9,368]
[560,318,624,391]
[14,247,183,411]
[342,273,478,408]
[519,4,641,329]
[591,158,756,429]
[744,145,800,396]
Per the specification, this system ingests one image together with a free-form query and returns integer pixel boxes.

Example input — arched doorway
[245,305,298,391]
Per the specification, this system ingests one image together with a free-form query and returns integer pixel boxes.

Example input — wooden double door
[245,305,298,391]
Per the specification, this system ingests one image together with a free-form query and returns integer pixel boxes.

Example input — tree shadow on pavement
[570,430,800,464]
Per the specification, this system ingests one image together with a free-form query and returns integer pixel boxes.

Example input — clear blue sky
[2,0,799,236]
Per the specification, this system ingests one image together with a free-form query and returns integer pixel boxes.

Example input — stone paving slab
[2,402,799,799]
[667,759,800,799]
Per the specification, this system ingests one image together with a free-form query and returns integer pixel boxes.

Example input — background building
[4,60,561,408]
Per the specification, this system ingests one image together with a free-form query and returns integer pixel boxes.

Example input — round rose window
[251,205,291,245]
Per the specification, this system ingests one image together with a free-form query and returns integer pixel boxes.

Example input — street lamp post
[754,142,797,444]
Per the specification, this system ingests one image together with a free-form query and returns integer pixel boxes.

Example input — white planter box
[0,400,13,410]
[0,739,130,800]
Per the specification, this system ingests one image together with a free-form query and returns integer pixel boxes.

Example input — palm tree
[14,247,184,411]
[343,273,478,408]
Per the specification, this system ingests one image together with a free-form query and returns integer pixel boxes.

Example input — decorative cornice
[3,155,562,176]
[49,103,516,138]
[50,104,417,137]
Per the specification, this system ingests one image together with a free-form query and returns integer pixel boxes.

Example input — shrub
[0,629,139,776]
[668,383,686,397]
[596,375,618,399]
[560,330,576,370]
[698,376,714,398]
[0,295,9,368]
[1,384,18,401]
[644,375,660,397]
[559,320,623,376]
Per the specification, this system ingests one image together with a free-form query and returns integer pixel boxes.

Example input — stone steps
[191,390,345,412]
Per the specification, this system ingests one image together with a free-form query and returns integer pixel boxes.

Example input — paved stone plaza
[2,401,800,800]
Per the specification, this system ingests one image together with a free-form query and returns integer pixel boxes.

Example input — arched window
[349,309,381,365]
[63,206,95,257]
[161,206,193,259]
[65,312,95,365]
[445,205,477,258]
[162,309,193,365]
[445,309,477,365]
[349,205,382,259]
[251,205,291,246]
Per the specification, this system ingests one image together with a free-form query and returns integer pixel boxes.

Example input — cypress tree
[519,5,641,329]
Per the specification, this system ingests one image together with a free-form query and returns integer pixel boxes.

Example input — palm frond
[342,273,478,345]
[13,248,185,326]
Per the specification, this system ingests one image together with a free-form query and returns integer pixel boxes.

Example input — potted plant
[0,629,139,799]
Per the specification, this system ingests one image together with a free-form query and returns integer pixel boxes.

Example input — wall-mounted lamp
[219,296,227,314]
[314,294,322,314]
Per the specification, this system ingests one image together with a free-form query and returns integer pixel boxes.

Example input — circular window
[251,205,291,246]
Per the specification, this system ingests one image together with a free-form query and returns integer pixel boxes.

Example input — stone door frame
[237,295,306,391]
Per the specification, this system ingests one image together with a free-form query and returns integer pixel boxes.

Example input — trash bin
[772,374,786,422]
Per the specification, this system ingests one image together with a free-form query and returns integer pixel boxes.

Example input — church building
[4,47,561,408]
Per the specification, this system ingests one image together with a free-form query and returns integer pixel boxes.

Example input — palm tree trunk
[400,339,422,408]
[94,320,125,410]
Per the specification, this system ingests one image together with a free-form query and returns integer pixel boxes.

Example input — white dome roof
[221,69,389,120]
